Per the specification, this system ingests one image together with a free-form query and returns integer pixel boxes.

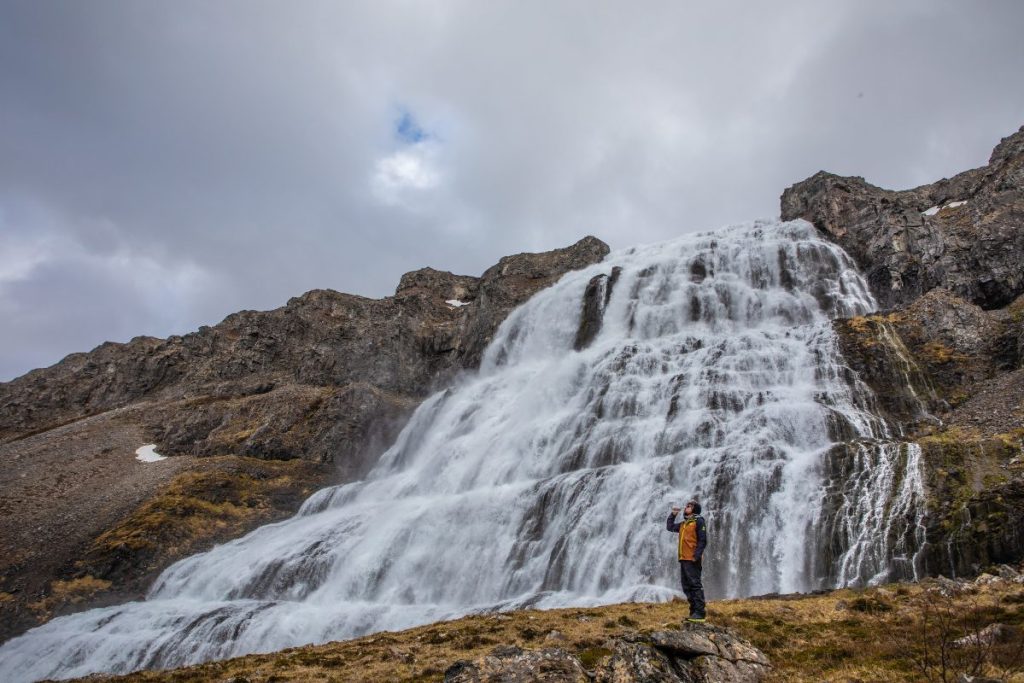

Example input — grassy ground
[75,575,1024,683]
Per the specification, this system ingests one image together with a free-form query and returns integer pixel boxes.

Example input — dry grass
[84,460,322,572]
[28,576,112,617]
[78,578,1024,683]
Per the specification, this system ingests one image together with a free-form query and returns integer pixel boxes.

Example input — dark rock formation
[782,125,1024,311]
[444,624,771,683]
[574,266,622,351]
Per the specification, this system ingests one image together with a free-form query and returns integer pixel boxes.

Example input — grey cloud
[2,0,1023,380]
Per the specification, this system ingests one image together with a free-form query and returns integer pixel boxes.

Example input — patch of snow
[922,200,968,216]
[446,299,470,308]
[135,444,167,463]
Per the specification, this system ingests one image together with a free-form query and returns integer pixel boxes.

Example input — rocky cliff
[783,125,1024,577]
[781,126,1024,312]
[0,236,609,643]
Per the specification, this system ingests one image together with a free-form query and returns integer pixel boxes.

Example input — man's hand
[671,506,681,516]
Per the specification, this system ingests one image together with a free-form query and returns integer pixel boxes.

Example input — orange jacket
[667,514,707,561]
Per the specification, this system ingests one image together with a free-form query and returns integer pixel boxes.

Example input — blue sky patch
[395,109,428,144]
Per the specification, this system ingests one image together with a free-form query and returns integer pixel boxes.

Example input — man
[666,500,707,622]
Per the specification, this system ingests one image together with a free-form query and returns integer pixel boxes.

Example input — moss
[576,647,612,669]
[846,595,894,613]
[920,340,968,364]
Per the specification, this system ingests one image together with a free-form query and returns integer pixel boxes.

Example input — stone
[995,564,1021,579]
[444,646,590,682]
[447,625,771,683]
[952,623,1018,648]
[973,573,1000,586]
[647,628,721,658]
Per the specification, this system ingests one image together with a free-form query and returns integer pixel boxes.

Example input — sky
[2,1,1023,382]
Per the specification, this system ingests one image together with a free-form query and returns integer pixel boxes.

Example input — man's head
[685,500,701,515]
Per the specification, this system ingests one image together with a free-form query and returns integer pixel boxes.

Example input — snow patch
[446,299,470,308]
[922,200,967,216]
[135,444,167,463]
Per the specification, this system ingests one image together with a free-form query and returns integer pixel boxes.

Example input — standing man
[667,500,708,622]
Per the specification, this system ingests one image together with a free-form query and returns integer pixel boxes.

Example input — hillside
[73,568,1024,682]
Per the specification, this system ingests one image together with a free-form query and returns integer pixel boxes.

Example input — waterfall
[0,219,928,682]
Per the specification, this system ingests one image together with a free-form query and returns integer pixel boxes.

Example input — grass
[28,576,112,617]
[76,577,1024,683]
[83,458,324,572]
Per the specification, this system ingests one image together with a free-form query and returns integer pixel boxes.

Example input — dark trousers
[679,560,705,616]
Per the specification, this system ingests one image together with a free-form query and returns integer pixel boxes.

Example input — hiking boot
[686,615,706,623]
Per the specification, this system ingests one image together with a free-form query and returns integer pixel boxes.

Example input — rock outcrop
[782,125,1024,312]
[444,624,771,683]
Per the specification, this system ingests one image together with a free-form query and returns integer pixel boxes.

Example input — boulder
[444,624,771,683]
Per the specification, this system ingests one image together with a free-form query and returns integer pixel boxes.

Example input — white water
[0,219,928,681]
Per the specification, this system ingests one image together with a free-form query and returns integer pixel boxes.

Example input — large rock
[781,125,1024,311]
[444,625,771,683]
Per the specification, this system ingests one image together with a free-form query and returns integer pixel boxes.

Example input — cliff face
[783,126,1024,577]
[0,236,609,643]
[782,126,1024,312]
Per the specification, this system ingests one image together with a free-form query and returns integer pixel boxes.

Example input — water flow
[0,220,927,682]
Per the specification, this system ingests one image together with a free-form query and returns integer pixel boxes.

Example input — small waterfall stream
[0,219,928,681]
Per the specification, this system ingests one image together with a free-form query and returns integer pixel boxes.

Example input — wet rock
[573,267,620,351]
[782,125,1024,311]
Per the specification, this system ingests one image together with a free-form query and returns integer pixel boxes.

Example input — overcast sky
[2,1,1023,381]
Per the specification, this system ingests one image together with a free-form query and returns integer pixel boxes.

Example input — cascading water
[0,219,929,682]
